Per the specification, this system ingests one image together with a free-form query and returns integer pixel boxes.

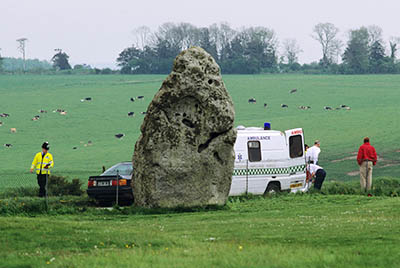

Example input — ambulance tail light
[88,180,94,187]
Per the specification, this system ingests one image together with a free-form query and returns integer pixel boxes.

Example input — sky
[1,0,399,68]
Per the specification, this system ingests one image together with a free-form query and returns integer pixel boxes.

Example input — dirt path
[333,151,400,176]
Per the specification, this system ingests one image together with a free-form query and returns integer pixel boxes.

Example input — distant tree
[389,37,400,61]
[198,27,218,60]
[369,40,386,73]
[282,38,303,65]
[51,50,71,70]
[312,23,342,66]
[0,48,3,71]
[367,25,383,47]
[389,41,397,61]
[209,22,236,62]
[132,26,152,49]
[1,57,52,72]
[100,68,112,74]
[342,27,370,74]
[245,26,278,71]
[73,64,91,70]
[116,46,142,72]
[153,38,180,73]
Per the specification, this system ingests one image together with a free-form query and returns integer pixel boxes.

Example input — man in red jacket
[357,137,377,192]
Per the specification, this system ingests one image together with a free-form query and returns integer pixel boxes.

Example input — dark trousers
[314,169,326,190]
[37,174,48,197]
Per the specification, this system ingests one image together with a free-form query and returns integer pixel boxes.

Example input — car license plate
[97,181,109,186]
[290,183,303,188]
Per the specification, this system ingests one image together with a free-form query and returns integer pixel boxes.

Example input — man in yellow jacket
[30,142,54,197]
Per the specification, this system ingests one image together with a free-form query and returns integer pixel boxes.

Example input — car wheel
[264,183,280,196]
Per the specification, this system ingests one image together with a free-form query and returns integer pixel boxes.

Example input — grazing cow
[248,98,256,104]
[281,104,288,108]
[324,106,332,110]
[85,97,92,101]
[264,103,267,108]
[0,113,10,118]
[10,128,17,133]
[298,105,310,110]
[39,110,47,113]
[137,96,144,99]
[130,97,135,102]
[0,121,2,126]
[340,104,348,108]
[289,89,297,94]
[115,133,125,139]
[88,140,93,146]
[4,144,12,148]
[32,117,39,121]
[344,106,351,110]
[128,112,135,117]
[60,111,67,115]
[141,112,147,115]
[72,146,78,150]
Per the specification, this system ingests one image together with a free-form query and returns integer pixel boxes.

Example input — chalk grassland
[1,195,399,268]
[1,74,400,187]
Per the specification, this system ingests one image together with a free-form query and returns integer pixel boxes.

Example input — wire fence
[0,171,94,193]
[0,173,38,189]
[0,171,128,207]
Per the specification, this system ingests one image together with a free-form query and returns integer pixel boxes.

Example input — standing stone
[132,47,237,208]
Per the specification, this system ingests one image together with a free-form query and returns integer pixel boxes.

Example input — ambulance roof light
[264,122,271,130]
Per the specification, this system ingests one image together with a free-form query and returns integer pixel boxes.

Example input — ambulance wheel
[264,183,280,195]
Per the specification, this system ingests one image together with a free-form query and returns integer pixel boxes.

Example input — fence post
[45,173,49,212]
[116,170,119,206]
[246,160,249,195]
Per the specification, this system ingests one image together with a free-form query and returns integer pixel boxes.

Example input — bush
[0,187,37,198]
[322,177,400,196]
[100,68,113,74]
[48,175,84,196]
[0,196,94,215]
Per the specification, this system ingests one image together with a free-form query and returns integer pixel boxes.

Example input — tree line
[117,22,400,75]
[1,22,400,75]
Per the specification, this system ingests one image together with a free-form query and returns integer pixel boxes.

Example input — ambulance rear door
[284,128,306,190]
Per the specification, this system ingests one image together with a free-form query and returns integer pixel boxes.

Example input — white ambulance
[229,123,307,196]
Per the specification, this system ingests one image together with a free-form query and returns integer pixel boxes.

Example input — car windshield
[102,163,133,176]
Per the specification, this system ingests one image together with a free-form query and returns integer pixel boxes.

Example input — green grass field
[1,195,399,267]
[1,74,400,187]
[2,75,400,267]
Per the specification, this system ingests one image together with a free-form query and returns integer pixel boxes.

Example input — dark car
[87,162,134,205]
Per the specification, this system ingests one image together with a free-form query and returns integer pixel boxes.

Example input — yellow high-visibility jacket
[31,152,54,175]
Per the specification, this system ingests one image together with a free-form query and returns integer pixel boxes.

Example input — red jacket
[357,142,377,166]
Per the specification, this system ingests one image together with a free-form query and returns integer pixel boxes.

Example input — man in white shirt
[308,163,326,190]
[306,140,321,164]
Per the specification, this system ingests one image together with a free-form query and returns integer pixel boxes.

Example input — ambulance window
[289,135,303,158]
[248,141,261,162]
